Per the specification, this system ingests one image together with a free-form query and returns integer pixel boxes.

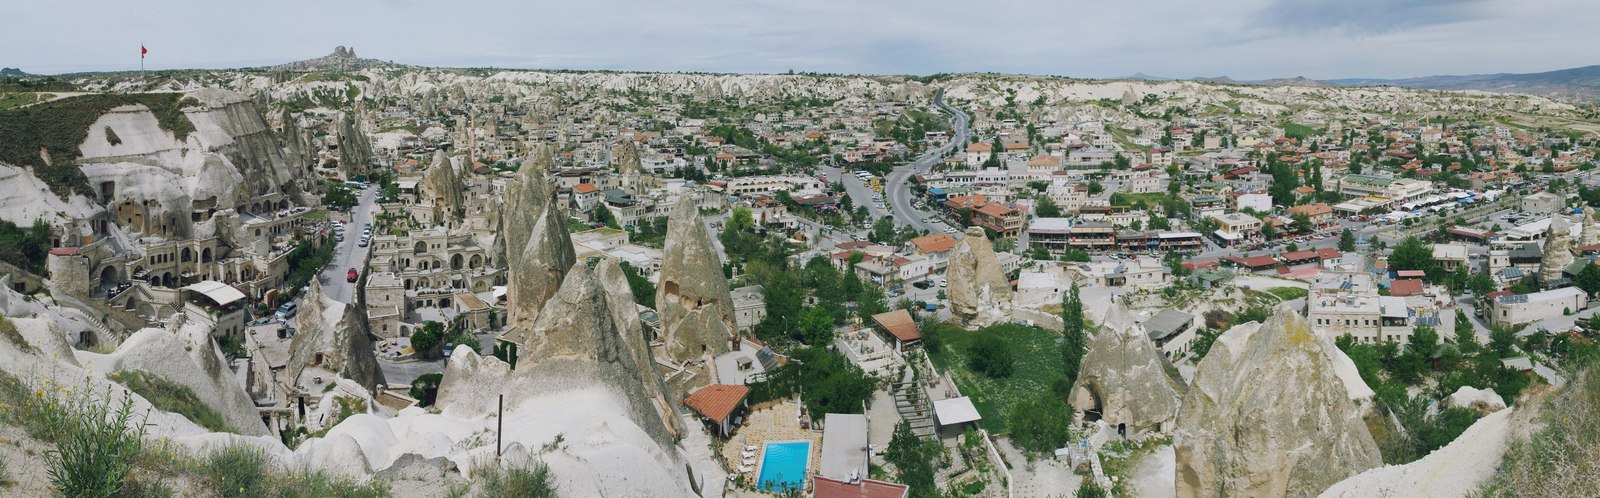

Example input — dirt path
[1128,444,1175,498]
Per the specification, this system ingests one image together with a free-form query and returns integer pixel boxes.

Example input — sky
[6,0,1598,80]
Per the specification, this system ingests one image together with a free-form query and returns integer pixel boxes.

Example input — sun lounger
[740,450,756,458]
[744,444,758,452]
[737,465,754,473]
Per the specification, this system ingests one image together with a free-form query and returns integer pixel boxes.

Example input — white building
[1490,287,1587,328]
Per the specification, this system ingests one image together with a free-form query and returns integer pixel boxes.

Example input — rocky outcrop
[596,258,683,434]
[1069,303,1182,433]
[334,111,374,178]
[945,227,1013,328]
[1580,209,1599,254]
[656,196,736,366]
[1319,408,1515,498]
[287,279,384,392]
[615,141,641,176]
[501,191,575,346]
[420,150,466,225]
[270,46,398,72]
[491,148,552,269]
[1174,307,1381,498]
[1442,385,1507,413]
[1540,215,1574,284]
[84,327,269,436]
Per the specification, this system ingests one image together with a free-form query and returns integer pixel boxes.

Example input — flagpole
[139,41,144,89]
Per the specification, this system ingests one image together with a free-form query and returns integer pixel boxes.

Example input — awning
[933,397,981,426]
[182,280,246,307]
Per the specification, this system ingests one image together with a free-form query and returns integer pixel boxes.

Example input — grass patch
[0,317,35,354]
[1266,286,1308,302]
[0,92,44,110]
[473,458,557,497]
[927,323,1061,433]
[1480,366,1600,496]
[1281,122,1320,140]
[196,445,389,498]
[108,370,229,433]
[0,92,197,199]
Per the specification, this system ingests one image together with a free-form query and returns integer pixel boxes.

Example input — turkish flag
[141,45,147,58]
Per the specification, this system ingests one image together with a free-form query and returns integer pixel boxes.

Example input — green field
[926,323,1062,433]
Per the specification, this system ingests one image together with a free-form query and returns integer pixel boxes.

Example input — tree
[1060,284,1088,386]
[1388,236,1437,277]
[869,217,898,244]
[1291,212,1313,234]
[1468,272,1496,296]
[1036,196,1062,217]
[797,306,834,345]
[409,373,443,407]
[1575,263,1600,295]
[1489,326,1517,356]
[592,203,618,229]
[1148,216,1171,230]
[1339,228,1357,252]
[1454,309,1480,353]
[1007,394,1074,453]
[968,335,1015,378]
[1261,221,1278,241]
[885,421,937,498]
[411,321,445,358]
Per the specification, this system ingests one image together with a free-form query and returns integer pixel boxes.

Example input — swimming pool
[756,440,810,492]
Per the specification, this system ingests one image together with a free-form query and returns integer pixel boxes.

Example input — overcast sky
[7,0,1597,79]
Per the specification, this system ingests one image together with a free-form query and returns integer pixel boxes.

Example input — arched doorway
[451,254,463,270]
[438,297,452,309]
[161,272,174,287]
[181,248,193,262]
[469,254,482,269]
[413,241,428,254]
[99,266,119,286]
[201,247,212,263]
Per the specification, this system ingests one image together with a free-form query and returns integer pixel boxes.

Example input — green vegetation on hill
[0,218,52,275]
[1280,122,1320,140]
[108,370,229,433]
[0,93,196,199]
[1481,366,1600,496]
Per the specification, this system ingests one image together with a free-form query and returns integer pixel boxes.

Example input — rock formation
[1442,385,1507,413]
[1580,209,1599,254]
[334,111,375,179]
[615,141,642,176]
[596,258,683,433]
[1068,303,1183,433]
[501,191,575,346]
[287,279,384,392]
[945,227,1013,328]
[432,264,698,495]
[492,148,552,269]
[88,327,269,436]
[1174,307,1381,498]
[656,196,736,367]
[1540,215,1574,285]
[420,150,465,225]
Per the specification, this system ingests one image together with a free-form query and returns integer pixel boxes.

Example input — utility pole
[496,393,504,460]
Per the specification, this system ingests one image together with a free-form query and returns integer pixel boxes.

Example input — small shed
[932,396,981,434]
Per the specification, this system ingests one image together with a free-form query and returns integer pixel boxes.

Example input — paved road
[320,187,380,304]
[885,89,968,234]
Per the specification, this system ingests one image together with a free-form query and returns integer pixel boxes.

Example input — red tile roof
[573,183,600,194]
[1281,250,1318,262]
[1230,255,1279,268]
[1390,279,1425,297]
[813,476,910,498]
[48,247,79,256]
[684,384,749,423]
[871,309,922,343]
[908,233,958,254]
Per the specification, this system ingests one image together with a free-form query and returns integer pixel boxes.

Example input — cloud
[1254,0,1489,34]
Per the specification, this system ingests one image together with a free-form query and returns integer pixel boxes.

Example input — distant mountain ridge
[1326,65,1600,100]
[0,68,33,77]
[268,46,403,72]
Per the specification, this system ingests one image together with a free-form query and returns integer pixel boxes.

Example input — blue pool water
[756,441,810,492]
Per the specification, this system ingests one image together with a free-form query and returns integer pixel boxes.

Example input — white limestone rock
[1442,385,1507,413]
[656,196,736,365]
[1069,303,1183,433]
[945,227,1013,328]
[1174,307,1381,498]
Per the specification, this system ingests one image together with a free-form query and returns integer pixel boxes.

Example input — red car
[346,268,359,282]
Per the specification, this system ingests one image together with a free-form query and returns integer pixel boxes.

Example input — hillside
[1331,65,1600,100]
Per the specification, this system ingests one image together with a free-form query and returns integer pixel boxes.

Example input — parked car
[347,268,359,282]
[274,302,298,321]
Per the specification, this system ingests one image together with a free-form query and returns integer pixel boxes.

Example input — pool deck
[720,399,823,492]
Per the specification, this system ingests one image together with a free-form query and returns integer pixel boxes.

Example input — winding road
[885,89,968,234]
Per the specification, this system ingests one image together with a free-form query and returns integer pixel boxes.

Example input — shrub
[45,385,148,498]
[198,445,269,495]
[1007,394,1074,453]
[410,373,443,407]
[475,458,556,498]
[109,370,229,433]
[1480,366,1600,496]
[967,334,1014,378]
